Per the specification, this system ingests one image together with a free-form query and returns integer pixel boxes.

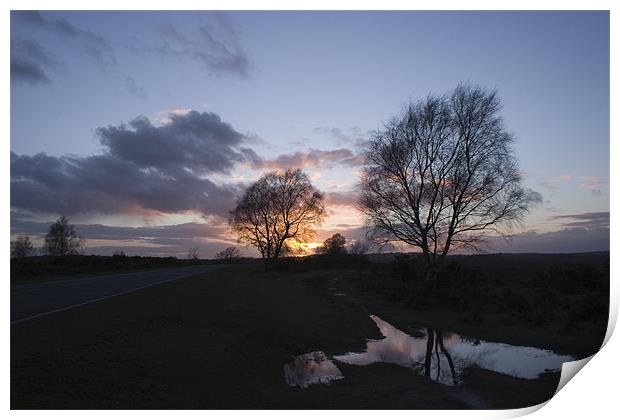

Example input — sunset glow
[10,11,609,257]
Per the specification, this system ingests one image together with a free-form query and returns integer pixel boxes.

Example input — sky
[10,11,610,257]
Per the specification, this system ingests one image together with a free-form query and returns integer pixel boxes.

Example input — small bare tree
[214,246,241,262]
[360,84,537,268]
[44,215,84,256]
[229,169,326,265]
[187,247,200,260]
[11,235,34,258]
[348,238,370,255]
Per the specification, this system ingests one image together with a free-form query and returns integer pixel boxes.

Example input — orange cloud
[249,148,364,170]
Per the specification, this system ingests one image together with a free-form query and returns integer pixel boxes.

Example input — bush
[214,247,241,262]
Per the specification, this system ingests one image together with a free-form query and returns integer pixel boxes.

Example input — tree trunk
[424,328,435,377]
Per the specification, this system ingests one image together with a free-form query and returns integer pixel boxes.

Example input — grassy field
[11,254,609,409]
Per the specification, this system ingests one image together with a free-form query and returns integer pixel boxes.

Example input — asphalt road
[11,265,225,325]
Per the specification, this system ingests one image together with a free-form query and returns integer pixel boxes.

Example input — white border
[4,1,617,419]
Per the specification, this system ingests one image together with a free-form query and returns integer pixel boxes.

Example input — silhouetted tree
[360,84,537,268]
[318,233,347,255]
[214,246,240,262]
[44,215,84,256]
[348,238,370,255]
[229,169,326,265]
[11,235,34,258]
[187,247,200,260]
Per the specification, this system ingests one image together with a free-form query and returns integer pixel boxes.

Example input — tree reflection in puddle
[284,351,344,388]
[284,315,574,388]
[334,315,573,386]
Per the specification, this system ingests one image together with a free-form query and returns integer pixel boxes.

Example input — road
[11,265,225,325]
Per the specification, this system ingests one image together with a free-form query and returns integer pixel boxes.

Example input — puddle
[284,351,344,388]
[333,315,573,386]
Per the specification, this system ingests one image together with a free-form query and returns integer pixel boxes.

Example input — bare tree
[318,233,347,255]
[44,215,84,256]
[11,235,34,258]
[214,246,241,262]
[348,238,370,255]
[187,247,200,260]
[229,169,326,264]
[360,84,537,268]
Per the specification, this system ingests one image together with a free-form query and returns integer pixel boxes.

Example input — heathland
[11,252,609,409]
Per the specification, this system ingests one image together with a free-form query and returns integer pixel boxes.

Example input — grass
[11,253,610,409]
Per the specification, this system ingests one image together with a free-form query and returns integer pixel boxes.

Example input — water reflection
[333,315,573,386]
[284,351,344,388]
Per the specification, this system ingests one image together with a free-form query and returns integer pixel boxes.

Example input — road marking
[11,267,221,326]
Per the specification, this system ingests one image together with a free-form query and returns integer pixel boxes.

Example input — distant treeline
[10,254,223,282]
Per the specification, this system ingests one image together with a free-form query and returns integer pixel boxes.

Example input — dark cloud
[124,77,147,99]
[11,111,254,218]
[14,11,116,69]
[11,152,242,217]
[11,219,229,243]
[251,148,364,170]
[526,190,543,203]
[129,14,250,78]
[97,111,252,174]
[485,226,609,253]
[549,212,610,229]
[10,59,49,85]
[10,39,55,85]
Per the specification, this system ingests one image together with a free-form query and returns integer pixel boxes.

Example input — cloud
[128,14,250,78]
[14,11,116,69]
[549,212,610,229]
[538,180,559,191]
[486,227,609,253]
[11,152,242,217]
[459,212,610,253]
[538,173,574,192]
[11,219,229,243]
[125,77,147,99]
[313,126,370,150]
[10,39,55,85]
[324,190,359,208]
[97,110,255,175]
[10,59,49,85]
[10,110,258,218]
[525,190,543,206]
[10,218,237,258]
[578,175,606,191]
[250,148,364,170]
[315,220,609,254]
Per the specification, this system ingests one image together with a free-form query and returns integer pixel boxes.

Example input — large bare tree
[360,84,537,267]
[229,169,326,264]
